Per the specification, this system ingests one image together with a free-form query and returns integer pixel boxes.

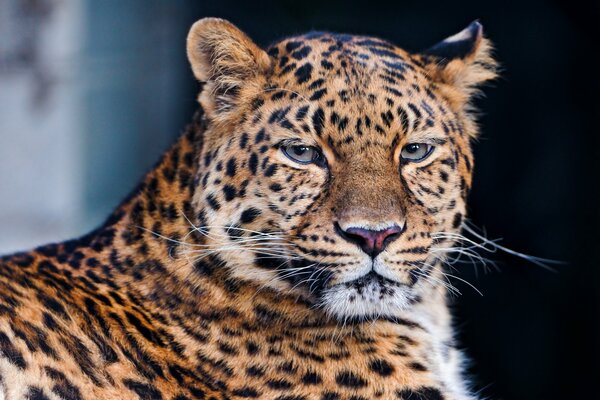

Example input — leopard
[0,17,497,400]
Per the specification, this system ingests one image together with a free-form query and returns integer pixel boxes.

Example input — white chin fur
[320,278,413,321]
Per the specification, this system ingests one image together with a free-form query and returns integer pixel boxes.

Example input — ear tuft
[420,21,498,107]
[187,18,271,116]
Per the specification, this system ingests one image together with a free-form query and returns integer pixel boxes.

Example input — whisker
[439,271,483,296]
[411,267,461,296]
[432,218,561,274]
[462,222,562,272]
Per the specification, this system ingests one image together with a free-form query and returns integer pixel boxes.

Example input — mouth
[340,270,404,291]
[278,254,410,293]
[319,269,414,321]
[268,255,418,320]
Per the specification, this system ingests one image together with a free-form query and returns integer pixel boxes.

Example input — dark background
[2,0,599,398]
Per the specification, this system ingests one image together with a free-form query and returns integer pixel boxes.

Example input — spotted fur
[0,18,497,399]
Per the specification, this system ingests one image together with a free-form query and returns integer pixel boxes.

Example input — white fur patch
[320,277,412,320]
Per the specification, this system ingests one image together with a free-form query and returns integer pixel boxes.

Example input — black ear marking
[423,21,483,61]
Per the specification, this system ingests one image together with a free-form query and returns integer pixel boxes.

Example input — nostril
[341,228,374,254]
[335,223,404,258]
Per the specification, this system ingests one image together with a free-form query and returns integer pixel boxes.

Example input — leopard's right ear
[187,18,272,118]
[419,21,497,110]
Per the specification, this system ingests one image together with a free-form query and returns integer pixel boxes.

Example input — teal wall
[80,1,199,226]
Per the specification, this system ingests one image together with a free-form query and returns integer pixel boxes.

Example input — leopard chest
[181,319,447,399]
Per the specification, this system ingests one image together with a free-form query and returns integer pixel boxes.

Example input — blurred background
[0,0,598,398]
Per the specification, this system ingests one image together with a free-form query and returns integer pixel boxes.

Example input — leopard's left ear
[420,21,498,107]
[187,18,272,120]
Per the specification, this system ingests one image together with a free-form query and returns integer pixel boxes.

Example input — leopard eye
[282,144,321,165]
[401,143,434,162]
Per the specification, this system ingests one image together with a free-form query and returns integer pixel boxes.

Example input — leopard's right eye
[400,143,434,162]
[282,144,321,165]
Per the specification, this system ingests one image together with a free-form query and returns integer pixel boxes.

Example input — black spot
[330,112,340,125]
[308,78,324,90]
[264,164,278,177]
[37,293,69,319]
[45,367,83,400]
[270,183,283,192]
[439,171,449,182]
[309,88,327,101]
[254,128,267,143]
[464,155,472,172]
[251,97,265,111]
[335,371,367,388]
[295,106,310,121]
[249,153,258,175]
[321,60,334,70]
[206,194,220,211]
[254,304,283,324]
[291,46,312,60]
[271,90,287,100]
[279,56,290,68]
[255,254,285,270]
[246,341,261,356]
[396,387,444,400]
[13,253,35,267]
[86,257,99,267]
[312,108,325,136]
[368,47,401,59]
[285,41,302,52]
[266,378,293,390]
[240,208,261,224]
[407,103,422,127]
[124,379,163,400]
[223,185,237,201]
[295,63,313,84]
[194,259,215,276]
[218,341,239,355]
[302,371,322,385]
[275,396,308,400]
[26,387,50,400]
[246,365,265,376]
[190,387,206,398]
[226,158,237,177]
[369,359,394,377]
[452,213,463,229]
[232,387,260,398]
[381,110,394,127]
[240,133,249,149]
[125,312,165,347]
[409,361,428,371]
[37,260,59,274]
[0,331,27,369]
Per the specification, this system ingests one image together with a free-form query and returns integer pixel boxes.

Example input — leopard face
[186,19,496,321]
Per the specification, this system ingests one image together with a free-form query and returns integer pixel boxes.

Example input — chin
[319,272,415,322]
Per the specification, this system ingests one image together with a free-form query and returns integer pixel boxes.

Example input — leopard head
[185,18,497,321]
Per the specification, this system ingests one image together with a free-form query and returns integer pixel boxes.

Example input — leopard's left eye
[401,143,434,162]
[282,144,321,165]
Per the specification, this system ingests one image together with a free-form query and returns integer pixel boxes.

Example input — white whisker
[439,271,483,296]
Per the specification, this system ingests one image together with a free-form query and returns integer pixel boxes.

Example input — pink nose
[340,225,404,258]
